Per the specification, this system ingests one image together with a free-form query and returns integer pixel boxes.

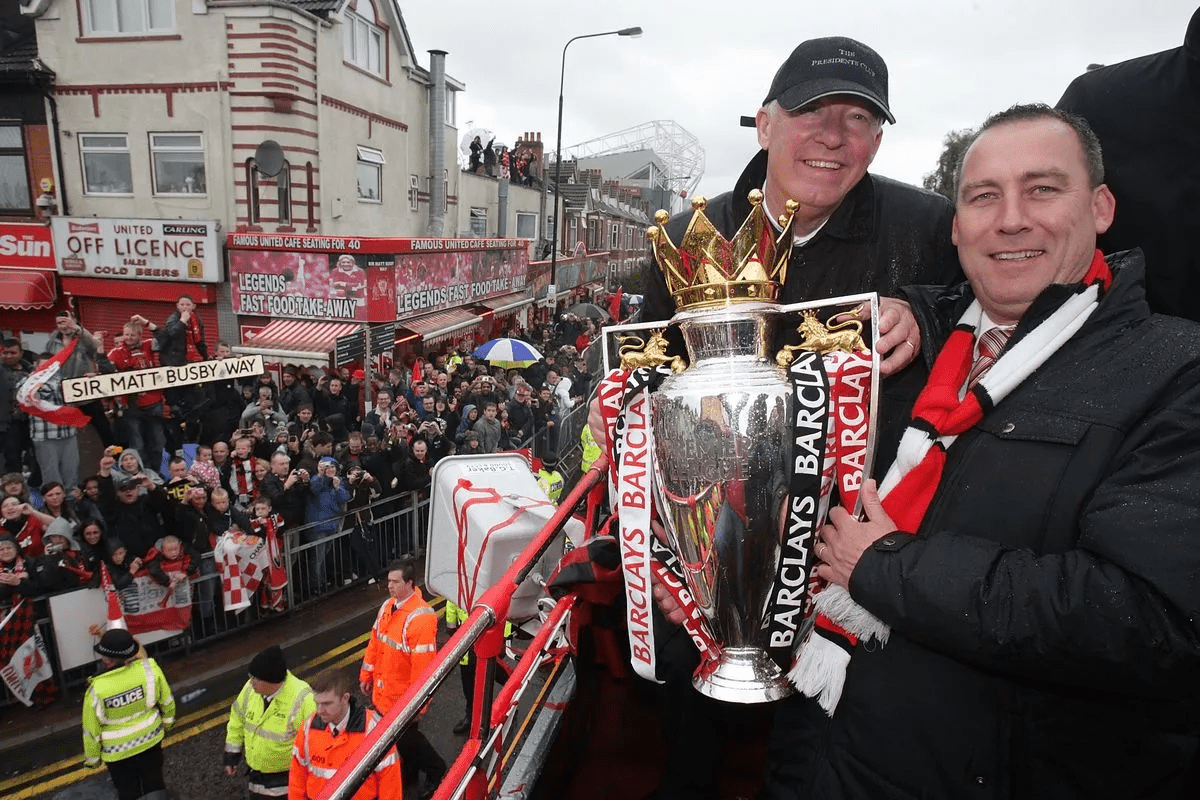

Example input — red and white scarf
[229,456,258,500]
[789,250,1113,713]
[250,513,287,611]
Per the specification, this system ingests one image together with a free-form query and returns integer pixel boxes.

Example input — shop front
[0,222,63,335]
[49,217,222,347]
[227,233,532,369]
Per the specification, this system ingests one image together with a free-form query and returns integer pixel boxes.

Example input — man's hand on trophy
[871,298,921,377]
[648,519,688,626]
[815,480,899,589]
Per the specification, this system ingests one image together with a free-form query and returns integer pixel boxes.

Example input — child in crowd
[248,497,287,611]
[146,534,199,590]
[227,436,259,510]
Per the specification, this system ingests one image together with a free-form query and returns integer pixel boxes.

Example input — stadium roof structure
[564,120,704,213]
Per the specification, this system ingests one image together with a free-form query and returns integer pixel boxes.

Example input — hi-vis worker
[446,601,514,736]
[289,668,400,800]
[82,628,176,800]
[225,645,316,799]
[359,556,446,793]
[579,424,602,474]
[536,456,564,504]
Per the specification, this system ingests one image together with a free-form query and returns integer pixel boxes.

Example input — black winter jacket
[766,250,1200,799]
[641,150,961,326]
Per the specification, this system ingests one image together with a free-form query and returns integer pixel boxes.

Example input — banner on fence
[0,601,54,706]
[119,575,193,635]
[214,530,272,613]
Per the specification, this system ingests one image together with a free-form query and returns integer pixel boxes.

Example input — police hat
[94,628,138,659]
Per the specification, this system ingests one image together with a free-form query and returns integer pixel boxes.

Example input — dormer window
[343,8,383,77]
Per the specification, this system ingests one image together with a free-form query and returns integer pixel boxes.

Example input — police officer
[536,457,564,504]
[225,645,316,799]
[82,628,175,800]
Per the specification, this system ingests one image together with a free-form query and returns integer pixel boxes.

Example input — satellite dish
[254,140,285,177]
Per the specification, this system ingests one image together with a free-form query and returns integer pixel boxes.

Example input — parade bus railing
[317,454,610,800]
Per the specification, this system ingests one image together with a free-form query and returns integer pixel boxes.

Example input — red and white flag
[0,601,54,707]
[16,338,89,428]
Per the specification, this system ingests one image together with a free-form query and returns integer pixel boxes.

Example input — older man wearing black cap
[224,644,316,799]
[641,36,961,376]
[82,628,175,800]
[631,36,964,799]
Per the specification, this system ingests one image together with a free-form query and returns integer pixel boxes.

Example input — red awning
[0,268,57,310]
[478,292,534,314]
[400,308,482,345]
[231,319,361,367]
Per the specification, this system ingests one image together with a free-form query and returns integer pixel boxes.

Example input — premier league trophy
[618,191,877,703]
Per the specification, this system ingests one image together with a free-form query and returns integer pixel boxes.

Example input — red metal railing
[317,455,610,800]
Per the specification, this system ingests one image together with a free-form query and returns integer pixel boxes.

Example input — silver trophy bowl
[651,302,793,703]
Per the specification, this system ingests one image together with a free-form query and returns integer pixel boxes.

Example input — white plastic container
[425,453,574,621]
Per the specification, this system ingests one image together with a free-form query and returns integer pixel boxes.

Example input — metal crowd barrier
[0,491,430,710]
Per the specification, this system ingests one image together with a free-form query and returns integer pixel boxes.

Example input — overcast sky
[401,1,1195,201]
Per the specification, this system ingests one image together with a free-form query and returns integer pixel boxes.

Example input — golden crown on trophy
[646,190,799,311]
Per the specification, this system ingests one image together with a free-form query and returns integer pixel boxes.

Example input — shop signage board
[0,222,56,269]
[227,235,531,323]
[51,217,220,282]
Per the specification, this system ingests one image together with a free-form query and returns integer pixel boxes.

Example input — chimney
[426,50,448,236]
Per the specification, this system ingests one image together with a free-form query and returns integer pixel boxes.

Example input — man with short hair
[641,37,960,374]
[278,368,311,418]
[359,557,445,796]
[505,384,536,449]
[261,451,308,528]
[159,295,209,427]
[288,668,399,800]
[765,104,1200,798]
[82,629,175,800]
[107,319,167,465]
[225,645,315,799]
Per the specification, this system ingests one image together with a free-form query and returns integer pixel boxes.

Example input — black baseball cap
[761,36,894,124]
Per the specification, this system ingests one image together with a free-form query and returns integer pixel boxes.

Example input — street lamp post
[549,26,642,309]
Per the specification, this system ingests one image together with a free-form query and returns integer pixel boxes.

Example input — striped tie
[967,326,1016,388]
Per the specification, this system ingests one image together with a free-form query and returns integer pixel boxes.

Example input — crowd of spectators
[0,295,610,627]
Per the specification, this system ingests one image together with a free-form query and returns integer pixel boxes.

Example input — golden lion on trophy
[618,330,687,373]
[776,310,870,367]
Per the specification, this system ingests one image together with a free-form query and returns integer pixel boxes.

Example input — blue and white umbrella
[473,338,544,368]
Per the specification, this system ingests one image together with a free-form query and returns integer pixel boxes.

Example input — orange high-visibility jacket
[359,589,437,714]
[288,699,399,800]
